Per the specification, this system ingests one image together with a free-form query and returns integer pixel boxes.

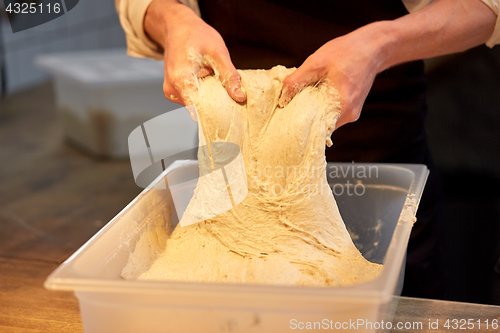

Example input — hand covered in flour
[278,26,383,130]
[144,0,246,112]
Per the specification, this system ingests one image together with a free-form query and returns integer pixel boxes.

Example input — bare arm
[144,0,246,106]
[279,0,496,130]
[382,0,495,67]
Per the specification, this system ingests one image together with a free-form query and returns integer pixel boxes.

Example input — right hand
[144,1,246,110]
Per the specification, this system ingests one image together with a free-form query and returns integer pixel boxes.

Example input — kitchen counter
[391,297,500,332]
[0,83,141,332]
[0,83,499,332]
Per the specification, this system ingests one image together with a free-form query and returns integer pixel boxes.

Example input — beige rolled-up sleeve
[115,0,162,59]
[115,0,201,60]
[116,0,499,59]
[481,0,500,47]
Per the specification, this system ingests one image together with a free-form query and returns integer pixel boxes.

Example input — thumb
[223,71,246,103]
[278,66,319,108]
[186,105,198,122]
[211,52,246,103]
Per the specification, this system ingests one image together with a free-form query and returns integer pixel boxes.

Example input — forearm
[366,0,496,73]
[144,0,200,49]
[279,0,496,128]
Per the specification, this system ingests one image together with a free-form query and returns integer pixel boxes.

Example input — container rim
[45,161,429,304]
[35,50,165,87]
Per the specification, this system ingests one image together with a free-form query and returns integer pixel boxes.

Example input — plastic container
[36,50,196,158]
[45,161,429,333]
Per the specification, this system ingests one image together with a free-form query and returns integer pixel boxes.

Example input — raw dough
[122,66,382,286]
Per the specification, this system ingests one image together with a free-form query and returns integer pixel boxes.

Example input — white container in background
[45,161,429,333]
[36,50,197,158]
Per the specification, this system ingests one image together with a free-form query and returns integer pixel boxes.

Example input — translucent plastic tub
[36,50,196,158]
[45,161,428,333]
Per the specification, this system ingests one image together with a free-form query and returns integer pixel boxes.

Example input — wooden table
[0,83,141,332]
[390,297,500,332]
[1,83,499,332]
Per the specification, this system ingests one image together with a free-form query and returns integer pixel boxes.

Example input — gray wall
[0,0,126,94]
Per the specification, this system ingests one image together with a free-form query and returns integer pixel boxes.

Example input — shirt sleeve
[402,0,499,47]
[117,0,499,60]
[481,0,500,47]
[115,0,201,60]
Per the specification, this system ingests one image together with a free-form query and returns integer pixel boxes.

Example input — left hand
[278,26,385,130]
[279,0,497,130]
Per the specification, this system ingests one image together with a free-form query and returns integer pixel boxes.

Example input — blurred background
[0,0,499,308]
[425,47,500,305]
[0,0,124,94]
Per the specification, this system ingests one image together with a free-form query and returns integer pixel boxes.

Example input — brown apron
[199,0,448,299]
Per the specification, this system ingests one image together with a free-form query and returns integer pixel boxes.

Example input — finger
[211,51,246,103]
[163,79,183,104]
[225,71,246,103]
[186,105,198,122]
[335,106,361,130]
[278,65,320,108]
[163,57,184,104]
[174,71,199,106]
[165,74,198,121]
[197,66,213,79]
[165,61,199,106]
[335,114,350,129]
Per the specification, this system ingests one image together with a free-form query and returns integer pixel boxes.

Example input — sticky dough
[122,66,382,286]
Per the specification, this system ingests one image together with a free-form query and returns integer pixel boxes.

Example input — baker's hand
[278,27,384,130]
[144,0,246,108]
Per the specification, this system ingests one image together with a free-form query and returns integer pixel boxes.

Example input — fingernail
[186,105,198,122]
[233,87,246,101]
[278,94,289,108]
[278,85,290,108]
